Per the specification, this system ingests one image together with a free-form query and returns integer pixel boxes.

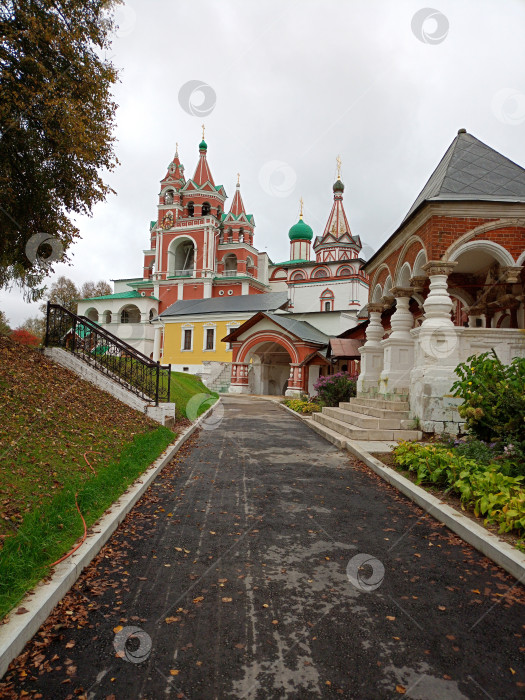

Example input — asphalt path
[1,396,524,699]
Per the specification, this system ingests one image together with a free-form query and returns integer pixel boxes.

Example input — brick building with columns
[358,129,525,433]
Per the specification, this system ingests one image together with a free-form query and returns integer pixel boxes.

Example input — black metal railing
[45,303,171,405]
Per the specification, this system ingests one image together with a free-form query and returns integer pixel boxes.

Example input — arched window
[224,254,238,274]
[239,227,244,242]
[164,189,174,204]
[187,201,194,217]
[120,305,140,324]
[149,309,155,321]
[337,267,352,277]
[227,228,233,243]
[168,238,195,277]
[291,270,306,281]
[101,310,112,324]
[313,268,329,279]
[320,289,335,312]
[202,202,211,216]
[86,308,99,322]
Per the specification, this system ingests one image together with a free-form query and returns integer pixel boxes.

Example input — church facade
[78,134,371,395]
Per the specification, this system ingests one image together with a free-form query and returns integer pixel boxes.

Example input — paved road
[2,397,524,699]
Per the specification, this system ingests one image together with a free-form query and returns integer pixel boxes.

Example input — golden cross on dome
[336,155,342,180]
[299,196,304,218]
[237,172,240,185]
[202,123,205,140]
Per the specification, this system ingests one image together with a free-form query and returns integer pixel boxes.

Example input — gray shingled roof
[265,313,329,345]
[160,291,288,317]
[403,130,525,222]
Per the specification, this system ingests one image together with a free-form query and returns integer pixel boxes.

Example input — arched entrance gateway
[223,314,329,397]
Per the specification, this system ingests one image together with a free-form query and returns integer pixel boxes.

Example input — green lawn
[165,371,218,419]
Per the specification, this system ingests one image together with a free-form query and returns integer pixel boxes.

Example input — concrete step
[303,416,347,449]
[312,411,422,442]
[339,402,410,420]
[323,406,408,430]
[348,397,410,411]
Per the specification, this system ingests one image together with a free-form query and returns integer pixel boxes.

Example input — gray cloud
[2,0,525,325]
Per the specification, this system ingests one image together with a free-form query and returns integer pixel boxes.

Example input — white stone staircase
[310,396,422,442]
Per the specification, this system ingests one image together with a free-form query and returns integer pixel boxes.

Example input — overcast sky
[3,0,525,326]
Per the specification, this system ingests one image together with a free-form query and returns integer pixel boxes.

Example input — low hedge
[393,442,525,536]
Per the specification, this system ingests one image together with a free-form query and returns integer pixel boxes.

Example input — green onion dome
[333,178,345,193]
[199,139,207,150]
[288,217,313,241]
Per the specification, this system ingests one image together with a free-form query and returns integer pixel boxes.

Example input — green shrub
[283,398,321,415]
[451,352,525,468]
[393,441,525,535]
[313,372,358,407]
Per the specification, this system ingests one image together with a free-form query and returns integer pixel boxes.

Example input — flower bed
[283,398,321,415]
[393,441,525,539]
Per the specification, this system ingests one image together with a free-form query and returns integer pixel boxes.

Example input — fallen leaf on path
[222,597,233,603]
[193,596,204,603]
[386,616,396,621]
[113,626,123,633]
[396,685,406,694]
[170,669,180,676]
[165,616,181,624]
[16,607,29,615]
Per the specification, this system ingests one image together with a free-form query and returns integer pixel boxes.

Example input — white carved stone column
[410,260,463,434]
[285,363,303,397]
[228,362,250,394]
[152,325,162,362]
[379,288,414,396]
[357,303,384,395]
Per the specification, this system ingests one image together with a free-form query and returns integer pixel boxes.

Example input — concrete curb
[0,398,221,680]
[273,400,525,584]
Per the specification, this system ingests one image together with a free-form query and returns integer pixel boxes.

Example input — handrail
[45,303,171,405]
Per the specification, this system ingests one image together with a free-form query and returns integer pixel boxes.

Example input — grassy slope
[0,337,175,617]
[167,370,218,419]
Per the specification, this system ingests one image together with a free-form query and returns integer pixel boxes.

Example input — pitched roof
[221,311,329,346]
[160,292,289,317]
[265,313,329,344]
[192,149,215,187]
[403,129,525,222]
[327,337,364,358]
[230,183,245,216]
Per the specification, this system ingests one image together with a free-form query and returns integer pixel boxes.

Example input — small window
[324,301,332,312]
[183,366,189,372]
[205,328,215,350]
[149,309,155,320]
[183,329,192,350]
[202,202,211,216]
[121,310,129,323]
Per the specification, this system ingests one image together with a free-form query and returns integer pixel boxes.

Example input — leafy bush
[313,372,358,407]
[451,352,525,466]
[283,398,320,415]
[394,442,525,535]
[10,329,40,347]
